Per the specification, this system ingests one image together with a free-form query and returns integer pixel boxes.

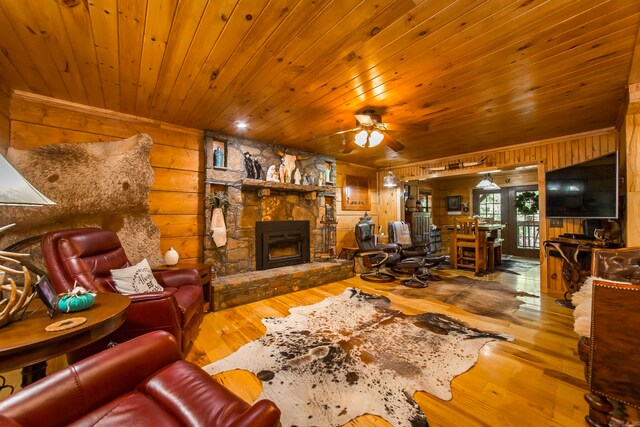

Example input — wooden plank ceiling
[0,0,638,167]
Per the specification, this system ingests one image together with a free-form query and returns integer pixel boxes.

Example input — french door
[473,185,539,258]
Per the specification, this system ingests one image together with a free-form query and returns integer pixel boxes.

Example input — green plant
[205,191,230,212]
[514,191,539,216]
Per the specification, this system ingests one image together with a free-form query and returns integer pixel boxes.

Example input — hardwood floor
[188,264,589,427]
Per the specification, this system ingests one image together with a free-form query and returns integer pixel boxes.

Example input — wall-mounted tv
[545,152,618,219]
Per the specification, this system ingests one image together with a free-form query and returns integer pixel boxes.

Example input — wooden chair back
[452,217,487,273]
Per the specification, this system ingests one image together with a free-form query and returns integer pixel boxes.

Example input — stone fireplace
[255,220,310,270]
[203,130,337,276]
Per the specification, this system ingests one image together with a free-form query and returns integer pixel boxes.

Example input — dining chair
[452,217,487,274]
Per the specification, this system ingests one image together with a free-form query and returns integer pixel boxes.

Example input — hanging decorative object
[514,191,539,216]
[383,171,397,188]
[423,157,489,174]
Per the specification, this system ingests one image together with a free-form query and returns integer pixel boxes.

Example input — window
[477,191,501,222]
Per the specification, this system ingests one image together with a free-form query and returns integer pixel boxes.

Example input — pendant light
[383,171,397,188]
[476,173,500,190]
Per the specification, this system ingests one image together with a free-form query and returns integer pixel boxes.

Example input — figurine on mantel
[266,165,279,182]
[294,169,302,185]
[302,174,309,185]
[254,158,262,179]
[244,152,255,178]
[278,158,287,183]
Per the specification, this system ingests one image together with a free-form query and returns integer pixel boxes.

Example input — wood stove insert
[256,220,310,270]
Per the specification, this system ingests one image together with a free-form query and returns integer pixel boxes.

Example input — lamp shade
[354,130,368,147]
[383,171,397,188]
[368,130,384,147]
[0,153,56,206]
[476,173,495,189]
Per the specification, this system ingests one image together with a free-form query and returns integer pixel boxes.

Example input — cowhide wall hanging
[0,133,162,265]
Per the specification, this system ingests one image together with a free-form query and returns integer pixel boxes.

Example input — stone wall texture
[212,260,354,311]
[203,130,336,275]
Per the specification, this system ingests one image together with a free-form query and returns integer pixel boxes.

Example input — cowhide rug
[205,288,513,427]
[436,258,539,276]
[392,275,538,322]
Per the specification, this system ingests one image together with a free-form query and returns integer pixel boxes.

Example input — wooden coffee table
[0,293,130,386]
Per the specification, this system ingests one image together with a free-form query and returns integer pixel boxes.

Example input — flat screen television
[545,152,618,219]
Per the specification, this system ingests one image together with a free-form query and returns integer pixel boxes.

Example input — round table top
[0,292,130,372]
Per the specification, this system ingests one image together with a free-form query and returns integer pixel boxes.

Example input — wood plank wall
[380,129,618,292]
[428,170,538,250]
[336,161,379,252]
[7,92,204,262]
[625,103,640,246]
[0,85,9,155]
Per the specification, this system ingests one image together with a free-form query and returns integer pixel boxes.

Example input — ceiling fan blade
[355,114,373,126]
[383,131,405,152]
[384,122,430,132]
[334,127,360,135]
[341,138,356,154]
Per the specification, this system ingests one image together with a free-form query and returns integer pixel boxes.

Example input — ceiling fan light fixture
[368,130,384,147]
[354,129,368,147]
[383,171,397,188]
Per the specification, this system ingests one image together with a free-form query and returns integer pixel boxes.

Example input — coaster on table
[45,317,87,332]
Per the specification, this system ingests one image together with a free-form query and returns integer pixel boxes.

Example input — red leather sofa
[0,331,281,427]
[41,228,204,355]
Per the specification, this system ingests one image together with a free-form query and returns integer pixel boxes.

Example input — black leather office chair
[388,221,445,282]
[354,215,400,282]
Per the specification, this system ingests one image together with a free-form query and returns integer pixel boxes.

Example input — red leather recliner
[41,228,204,355]
[0,331,281,427]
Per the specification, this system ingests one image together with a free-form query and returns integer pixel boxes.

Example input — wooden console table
[543,238,621,303]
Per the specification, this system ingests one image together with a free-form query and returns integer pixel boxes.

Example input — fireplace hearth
[256,220,310,270]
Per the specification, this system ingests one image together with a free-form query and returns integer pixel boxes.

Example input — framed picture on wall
[446,195,462,214]
[342,175,371,211]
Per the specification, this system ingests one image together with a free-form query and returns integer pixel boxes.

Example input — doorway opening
[473,184,539,258]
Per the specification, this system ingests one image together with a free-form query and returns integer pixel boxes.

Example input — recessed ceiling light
[236,121,248,129]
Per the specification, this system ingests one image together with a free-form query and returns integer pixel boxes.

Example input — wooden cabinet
[429,228,442,253]
[405,211,431,245]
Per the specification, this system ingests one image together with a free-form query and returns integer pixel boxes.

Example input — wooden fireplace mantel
[206,178,336,198]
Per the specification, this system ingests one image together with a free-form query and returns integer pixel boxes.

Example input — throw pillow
[111,258,163,295]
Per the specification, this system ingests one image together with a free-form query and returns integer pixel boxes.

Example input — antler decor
[0,224,37,328]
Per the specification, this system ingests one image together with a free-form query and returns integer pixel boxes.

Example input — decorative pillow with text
[111,258,163,295]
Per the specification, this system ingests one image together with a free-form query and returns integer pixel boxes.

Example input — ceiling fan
[336,110,405,154]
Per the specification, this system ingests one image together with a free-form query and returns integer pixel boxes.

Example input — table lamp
[0,152,56,327]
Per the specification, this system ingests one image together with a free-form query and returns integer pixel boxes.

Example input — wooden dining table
[444,223,506,270]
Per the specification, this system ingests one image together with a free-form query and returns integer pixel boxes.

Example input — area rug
[493,258,539,275]
[392,275,538,322]
[205,288,513,427]
[436,258,538,275]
